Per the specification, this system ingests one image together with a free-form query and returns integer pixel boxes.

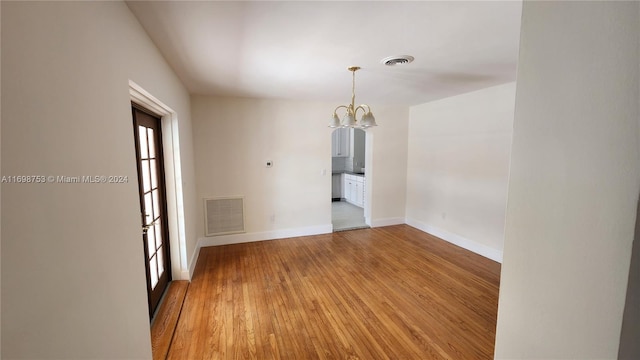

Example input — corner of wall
[406,218,503,263]
[186,240,201,280]
[405,83,515,263]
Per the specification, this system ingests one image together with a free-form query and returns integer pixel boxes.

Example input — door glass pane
[148,128,156,158]
[138,126,148,159]
[147,225,155,255]
[152,190,160,220]
[154,222,162,250]
[150,159,158,190]
[157,248,164,275]
[144,192,153,223]
[150,255,158,289]
[141,160,151,193]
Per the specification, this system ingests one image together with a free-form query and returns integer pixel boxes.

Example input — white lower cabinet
[355,180,364,207]
[342,175,349,201]
[342,174,365,208]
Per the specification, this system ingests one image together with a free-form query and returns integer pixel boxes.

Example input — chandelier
[328,66,378,129]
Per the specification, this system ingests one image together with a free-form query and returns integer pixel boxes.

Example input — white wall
[495,2,639,359]
[191,96,408,246]
[192,96,333,241]
[367,106,410,226]
[406,83,515,262]
[1,2,197,359]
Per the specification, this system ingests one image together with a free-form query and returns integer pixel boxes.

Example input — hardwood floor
[151,280,189,360]
[166,225,501,359]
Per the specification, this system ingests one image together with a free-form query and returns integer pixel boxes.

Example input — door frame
[129,80,189,281]
[363,130,373,225]
[329,127,373,227]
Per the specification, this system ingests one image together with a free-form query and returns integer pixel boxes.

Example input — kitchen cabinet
[352,128,366,172]
[343,175,353,202]
[342,173,365,208]
[355,180,364,207]
[331,174,342,199]
[331,128,350,157]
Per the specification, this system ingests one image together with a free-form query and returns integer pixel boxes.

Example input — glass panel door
[132,105,171,318]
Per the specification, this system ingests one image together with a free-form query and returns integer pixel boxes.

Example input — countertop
[332,170,365,176]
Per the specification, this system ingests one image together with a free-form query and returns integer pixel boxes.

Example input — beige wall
[495,1,639,358]
[406,83,515,262]
[1,2,197,358]
[190,96,408,247]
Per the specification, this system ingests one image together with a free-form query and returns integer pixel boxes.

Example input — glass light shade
[328,113,340,128]
[341,111,356,128]
[360,112,378,128]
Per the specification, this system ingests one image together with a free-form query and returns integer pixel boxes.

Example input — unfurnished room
[1,1,639,359]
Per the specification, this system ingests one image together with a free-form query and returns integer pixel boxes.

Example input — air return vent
[204,197,245,236]
[381,55,415,66]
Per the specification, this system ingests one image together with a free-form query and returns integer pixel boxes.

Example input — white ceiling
[127,1,522,106]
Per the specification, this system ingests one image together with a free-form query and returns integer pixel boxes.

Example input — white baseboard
[187,224,333,272]
[185,220,502,276]
[405,218,503,263]
[186,244,201,280]
[370,217,405,228]
[200,224,333,247]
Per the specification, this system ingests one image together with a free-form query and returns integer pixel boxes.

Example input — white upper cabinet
[331,128,350,158]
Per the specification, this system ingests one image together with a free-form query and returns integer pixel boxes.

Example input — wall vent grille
[204,197,245,236]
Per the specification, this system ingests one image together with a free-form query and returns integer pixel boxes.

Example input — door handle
[142,219,157,234]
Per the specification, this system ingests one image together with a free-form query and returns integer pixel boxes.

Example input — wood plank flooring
[151,280,189,360]
[166,225,501,359]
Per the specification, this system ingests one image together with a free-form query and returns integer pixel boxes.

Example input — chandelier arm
[355,104,370,112]
[333,105,349,114]
[354,105,372,118]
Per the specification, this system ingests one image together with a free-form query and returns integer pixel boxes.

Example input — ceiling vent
[381,55,415,66]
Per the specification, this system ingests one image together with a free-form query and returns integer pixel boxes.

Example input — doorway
[132,105,172,318]
[331,127,369,231]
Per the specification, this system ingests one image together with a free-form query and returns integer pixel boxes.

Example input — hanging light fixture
[328,66,377,129]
